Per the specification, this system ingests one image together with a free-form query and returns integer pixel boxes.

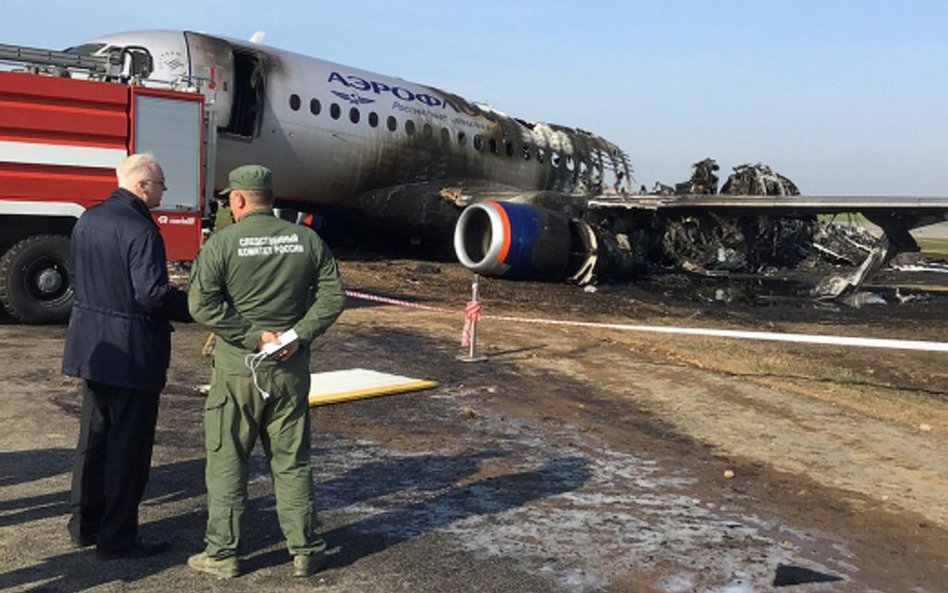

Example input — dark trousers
[68,380,160,553]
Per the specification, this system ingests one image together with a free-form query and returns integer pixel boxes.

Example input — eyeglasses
[143,179,167,190]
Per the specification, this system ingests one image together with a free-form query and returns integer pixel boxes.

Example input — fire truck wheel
[0,235,73,324]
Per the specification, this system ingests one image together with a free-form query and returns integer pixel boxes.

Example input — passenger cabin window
[505,141,514,158]
[488,138,497,154]
[310,99,321,115]
[222,51,265,137]
[330,103,341,119]
[405,120,415,135]
[387,116,397,131]
[422,123,432,138]
[473,135,482,151]
[441,127,450,144]
[457,131,467,146]
[369,112,379,127]
[289,95,301,111]
[591,164,602,183]
[349,107,360,124]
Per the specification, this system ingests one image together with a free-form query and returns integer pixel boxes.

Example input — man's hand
[258,331,281,352]
[257,330,299,362]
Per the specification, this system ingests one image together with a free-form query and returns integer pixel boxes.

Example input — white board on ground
[308,368,438,406]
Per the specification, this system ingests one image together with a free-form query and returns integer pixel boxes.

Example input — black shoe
[71,534,96,548]
[96,537,170,560]
[292,551,326,577]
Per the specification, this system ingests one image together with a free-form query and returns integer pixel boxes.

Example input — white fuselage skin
[83,30,630,211]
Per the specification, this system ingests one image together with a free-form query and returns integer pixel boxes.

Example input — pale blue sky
[3,1,946,195]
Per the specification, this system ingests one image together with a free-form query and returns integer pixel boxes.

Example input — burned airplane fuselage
[79,30,638,274]
[86,31,629,209]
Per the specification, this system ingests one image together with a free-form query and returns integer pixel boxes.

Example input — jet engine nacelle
[453,201,598,282]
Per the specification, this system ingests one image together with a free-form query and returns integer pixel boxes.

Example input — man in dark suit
[62,153,192,559]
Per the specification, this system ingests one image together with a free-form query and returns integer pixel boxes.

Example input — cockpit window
[63,43,107,56]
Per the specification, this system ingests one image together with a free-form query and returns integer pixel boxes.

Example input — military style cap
[220,164,273,195]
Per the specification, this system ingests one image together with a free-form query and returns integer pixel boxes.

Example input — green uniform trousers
[202,359,324,558]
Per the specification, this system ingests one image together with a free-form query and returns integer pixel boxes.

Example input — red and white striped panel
[0,71,130,208]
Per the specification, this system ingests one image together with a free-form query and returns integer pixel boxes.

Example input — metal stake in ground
[458,274,488,362]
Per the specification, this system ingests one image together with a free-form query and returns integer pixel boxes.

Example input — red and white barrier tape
[344,290,456,314]
[343,289,948,353]
[461,300,482,347]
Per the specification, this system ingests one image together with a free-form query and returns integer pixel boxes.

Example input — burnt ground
[1,247,947,593]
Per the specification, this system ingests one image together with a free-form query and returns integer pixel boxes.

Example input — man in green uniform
[187,165,345,579]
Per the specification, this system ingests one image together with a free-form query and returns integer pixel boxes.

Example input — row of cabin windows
[288,93,604,178]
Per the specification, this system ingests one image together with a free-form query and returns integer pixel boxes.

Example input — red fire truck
[0,43,210,323]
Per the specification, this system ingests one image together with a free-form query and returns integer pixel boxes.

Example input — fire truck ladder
[0,43,153,80]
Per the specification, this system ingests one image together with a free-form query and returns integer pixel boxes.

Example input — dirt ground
[1,248,947,592]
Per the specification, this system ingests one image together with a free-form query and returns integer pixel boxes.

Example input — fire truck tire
[0,235,73,324]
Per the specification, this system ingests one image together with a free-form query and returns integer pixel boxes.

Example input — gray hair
[117,153,158,185]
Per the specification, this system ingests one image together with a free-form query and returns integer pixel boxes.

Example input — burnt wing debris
[655,159,815,274]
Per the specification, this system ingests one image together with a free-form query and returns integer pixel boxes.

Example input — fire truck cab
[0,43,209,323]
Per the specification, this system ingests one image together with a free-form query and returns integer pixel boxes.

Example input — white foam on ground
[248,390,856,592]
[316,441,783,591]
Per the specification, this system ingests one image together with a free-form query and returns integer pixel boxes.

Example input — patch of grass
[918,237,948,256]
[818,213,869,224]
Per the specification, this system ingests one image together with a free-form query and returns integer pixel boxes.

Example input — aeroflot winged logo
[330,90,375,105]
[328,71,445,108]
[326,71,490,127]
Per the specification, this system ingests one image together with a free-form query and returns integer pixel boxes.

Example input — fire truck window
[330,103,341,119]
[387,115,397,131]
[310,99,321,115]
[349,107,360,124]
[289,94,301,111]
[369,112,379,127]
[405,120,415,135]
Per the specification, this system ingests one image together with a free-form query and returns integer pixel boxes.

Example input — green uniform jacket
[188,210,345,373]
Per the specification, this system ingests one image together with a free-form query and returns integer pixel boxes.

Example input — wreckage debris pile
[652,159,877,275]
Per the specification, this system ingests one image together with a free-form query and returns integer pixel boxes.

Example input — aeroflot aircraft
[71,30,948,287]
[67,29,637,282]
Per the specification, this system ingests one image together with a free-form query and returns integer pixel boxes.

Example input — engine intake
[453,201,598,282]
